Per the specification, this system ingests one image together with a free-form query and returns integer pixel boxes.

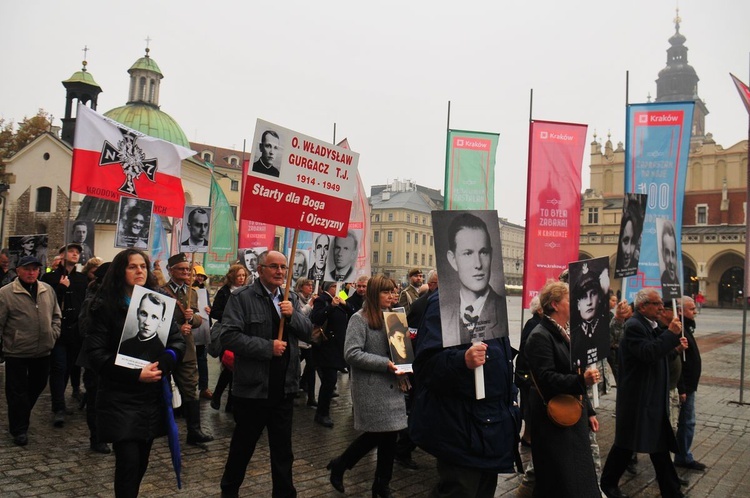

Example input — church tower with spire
[654,10,709,142]
[60,47,103,145]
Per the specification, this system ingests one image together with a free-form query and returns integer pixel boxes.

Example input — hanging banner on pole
[241,119,360,237]
[444,130,498,210]
[204,172,239,276]
[522,120,587,308]
[622,102,694,303]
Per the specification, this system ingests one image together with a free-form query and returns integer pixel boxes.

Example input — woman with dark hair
[327,275,407,498]
[209,264,247,411]
[525,280,600,497]
[81,249,185,497]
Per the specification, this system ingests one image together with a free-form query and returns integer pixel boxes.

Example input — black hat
[17,256,43,267]
[58,243,83,254]
[168,253,188,267]
[93,262,111,282]
[386,313,408,334]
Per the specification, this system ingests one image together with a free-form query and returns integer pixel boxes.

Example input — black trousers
[4,356,50,436]
[82,368,100,442]
[316,366,338,417]
[601,444,682,498]
[113,439,154,498]
[221,395,296,498]
[339,431,397,484]
[431,458,498,498]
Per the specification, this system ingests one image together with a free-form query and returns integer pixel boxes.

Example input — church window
[35,187,52,212]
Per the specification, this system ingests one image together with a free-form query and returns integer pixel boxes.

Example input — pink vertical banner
[338,138,371,279]
[522,120,587,308]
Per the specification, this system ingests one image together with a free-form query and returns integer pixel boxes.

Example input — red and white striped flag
[730,73,750,115]
[71,103,195,217]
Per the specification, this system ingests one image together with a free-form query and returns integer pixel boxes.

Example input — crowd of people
[0,239,707,498]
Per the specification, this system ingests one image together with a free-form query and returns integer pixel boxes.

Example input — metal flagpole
[738,56,750,405]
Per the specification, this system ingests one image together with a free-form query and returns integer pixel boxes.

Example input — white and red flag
[730,73,750,115]
[71,103,195,218]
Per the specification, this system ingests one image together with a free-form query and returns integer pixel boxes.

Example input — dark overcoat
[83,296,185,442]
[525,316,600,498]
[310,291,353,370]
[614,311,680,453]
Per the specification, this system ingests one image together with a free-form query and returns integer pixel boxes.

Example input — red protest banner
[241,119,360,237]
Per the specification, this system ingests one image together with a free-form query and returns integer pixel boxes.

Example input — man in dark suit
[660,220,680,299]
[252,130,281,177]
[600,288,688,498]
[118,292,167,362]
[442,213,505,347]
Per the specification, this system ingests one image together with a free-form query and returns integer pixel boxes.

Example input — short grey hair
[529,295,541,314]
[425,269,438,284]
[677,295,695,308]
[634,288,659,308]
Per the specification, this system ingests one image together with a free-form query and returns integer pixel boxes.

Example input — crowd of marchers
[0,236,703,498]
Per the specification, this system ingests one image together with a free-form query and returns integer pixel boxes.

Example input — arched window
[139,77,147,100]
[36,187,52,212]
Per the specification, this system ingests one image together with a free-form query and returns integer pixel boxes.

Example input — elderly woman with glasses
[524,280,601,498]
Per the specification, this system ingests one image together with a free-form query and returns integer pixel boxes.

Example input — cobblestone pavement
[1,299,749,497]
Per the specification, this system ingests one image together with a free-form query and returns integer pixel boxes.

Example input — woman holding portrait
[327,275,407,498]
[524,280,601,497]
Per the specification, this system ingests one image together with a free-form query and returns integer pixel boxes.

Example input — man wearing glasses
[601,288,688,498]
[162,253,213,447]
[220,250,312,498]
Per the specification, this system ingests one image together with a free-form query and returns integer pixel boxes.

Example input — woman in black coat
[310,281,354,428]
[524,280,600,498]
[208,264,248,411]
[82,249,185,498]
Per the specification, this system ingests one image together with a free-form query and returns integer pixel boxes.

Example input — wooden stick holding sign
[277,229,300,341]
[474,340,485,400]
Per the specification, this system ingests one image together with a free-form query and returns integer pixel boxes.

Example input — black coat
[310,291,353,370]
[210,284,232,322]
[410,291,520,473]
[524,316,600,498]
[677,317,702,394]
[615,311,680,453]
[83,296,185,443]
[42,266,88,343]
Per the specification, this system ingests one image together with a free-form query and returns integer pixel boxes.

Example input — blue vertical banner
[622,102,694,302]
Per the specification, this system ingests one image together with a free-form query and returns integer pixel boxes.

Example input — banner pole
[739,57,750,404]
[625,70,630,106]
[443,101,451,210]
[278,229,299,340]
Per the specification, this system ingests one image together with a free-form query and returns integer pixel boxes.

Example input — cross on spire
[145,35,152,56]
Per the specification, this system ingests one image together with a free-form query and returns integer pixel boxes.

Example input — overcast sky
[2,1,748,225]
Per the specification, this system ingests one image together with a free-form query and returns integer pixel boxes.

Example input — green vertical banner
[205,169,239,276]
[444,129,498,210]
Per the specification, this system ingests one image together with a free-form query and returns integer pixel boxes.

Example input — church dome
[103,47,189,148]
[104,104,190,148]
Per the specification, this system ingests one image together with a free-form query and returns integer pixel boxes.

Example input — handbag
[530,372,583,428]
[310,320,329,345]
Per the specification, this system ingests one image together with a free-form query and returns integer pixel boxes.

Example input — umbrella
[161,376,182,489]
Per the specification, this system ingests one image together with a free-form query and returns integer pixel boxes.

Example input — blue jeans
[674,391,696,464]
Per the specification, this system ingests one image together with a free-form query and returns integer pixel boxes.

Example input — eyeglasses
[261,264,288,271]
[173,267,191,272]
[646,300,664,307]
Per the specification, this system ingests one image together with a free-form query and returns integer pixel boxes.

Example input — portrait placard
[614,193,647,279]
[9,234,48,269]
[568,256,610,368]
[115,285,176,369]
[179,205,211,254]
[66,220,96,265]
[115,198,153,249]
[241,119,360,237]
[384,311,414,373]
[432,210,508,347]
